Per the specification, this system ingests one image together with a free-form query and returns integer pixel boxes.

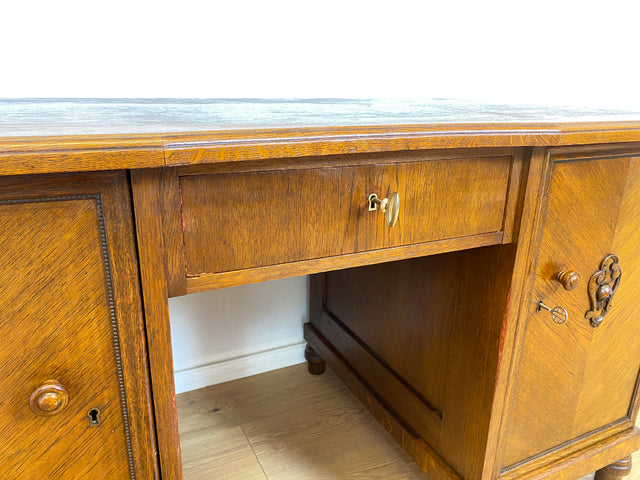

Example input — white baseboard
[174,342,307,394]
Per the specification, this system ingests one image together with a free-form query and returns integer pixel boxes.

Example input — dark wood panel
[312,310,442,446]
[180,156,512,275]
[325,255,459,414]
[303,323,461,480]
[318,243,517,480]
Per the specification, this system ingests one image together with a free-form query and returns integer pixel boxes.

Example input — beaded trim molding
[0,194,136,480]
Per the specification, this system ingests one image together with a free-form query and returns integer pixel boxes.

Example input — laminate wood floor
[176,364,640,480]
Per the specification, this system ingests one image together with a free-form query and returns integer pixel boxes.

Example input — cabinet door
[0,172,156,479]
[503,151,640,468]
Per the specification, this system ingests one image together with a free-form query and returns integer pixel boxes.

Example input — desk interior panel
[324,253,459,415]
[317,243,517,479]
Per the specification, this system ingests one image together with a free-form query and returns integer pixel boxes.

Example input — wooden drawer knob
[555,270,580,291]
[29,380,69,416]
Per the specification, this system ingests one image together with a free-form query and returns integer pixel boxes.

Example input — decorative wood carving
[585,254,621,328]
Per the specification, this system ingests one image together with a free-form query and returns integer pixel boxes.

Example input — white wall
[2,0,640,392]
[169,277,309,393]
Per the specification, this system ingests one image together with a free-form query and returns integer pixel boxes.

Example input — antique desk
[2,99,640,480]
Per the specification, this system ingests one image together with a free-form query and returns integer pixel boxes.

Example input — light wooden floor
[176,364,639,480]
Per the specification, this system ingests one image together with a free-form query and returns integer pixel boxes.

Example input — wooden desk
[2,99,640,480]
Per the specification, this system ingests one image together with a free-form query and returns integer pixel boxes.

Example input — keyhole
[368,193,378,211]
[88,408,100,426]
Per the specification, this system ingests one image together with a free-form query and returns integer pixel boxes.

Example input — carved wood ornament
[585,254,621,327]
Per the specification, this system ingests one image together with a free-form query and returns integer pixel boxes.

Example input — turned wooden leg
[304,344,326,375]
[595,456,633,480]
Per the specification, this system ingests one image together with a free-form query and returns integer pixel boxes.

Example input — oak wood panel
[325,254,460,418]
[499,429,640,480]
[183,231,503,294]
[2,120,640,177]
[502,148,526,243]
[131,169,183,480]
[316,243,518,480]
[0,172,156,479]
[504,153,640,468]
[179,155,512,276]
[159,167,188,297]
[304,324,460,480]
[311,310,443,447]
[167,148,517,295]
[479,148,555,478]
[176,147,519,176]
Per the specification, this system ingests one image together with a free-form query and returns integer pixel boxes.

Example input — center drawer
[172,152,518,293]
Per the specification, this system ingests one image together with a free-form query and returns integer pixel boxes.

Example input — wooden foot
[595,456,633,480]
[304,344,326,375]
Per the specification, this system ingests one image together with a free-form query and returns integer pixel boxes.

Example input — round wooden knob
[555,270,580,291]
[29,380,69,416]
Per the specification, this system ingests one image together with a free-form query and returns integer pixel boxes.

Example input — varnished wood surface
[182,231,504,294]
[154,147,527,295]
[182,362,640,480]
[504,149,640,470]
[318,244,518,480]
[131,169,184,480]
[177,364,430,480]
[0,172,156,479]
[3,102,640,479]
[1,99,640,177]
[180,154,512,275]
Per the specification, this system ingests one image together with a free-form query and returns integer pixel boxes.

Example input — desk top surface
[1,99,640,177]
[2,98,640,137]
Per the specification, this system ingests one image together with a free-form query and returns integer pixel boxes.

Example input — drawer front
[503,152,640,468]
[179,155,513,276]
[0,174,154,479]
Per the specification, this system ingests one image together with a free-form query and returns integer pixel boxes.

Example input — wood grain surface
[178,364,640,480]
[178,363,432,480]
[180,155,512,275]
[131,169,183,480]
[504,149,640,470]
[0,172,156,479]
[314,242,519,480]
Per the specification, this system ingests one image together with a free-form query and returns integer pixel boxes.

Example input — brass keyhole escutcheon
[368,192,400,227]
